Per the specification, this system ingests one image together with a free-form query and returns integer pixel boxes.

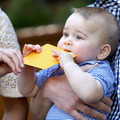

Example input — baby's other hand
[51,49,74,69]
[23,44,41,56]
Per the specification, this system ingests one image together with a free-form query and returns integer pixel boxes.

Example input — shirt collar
[78,60,109,67]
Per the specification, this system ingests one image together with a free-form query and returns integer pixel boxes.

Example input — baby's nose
[64,41,72,46]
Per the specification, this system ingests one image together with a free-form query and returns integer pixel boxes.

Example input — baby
[18,7,119,119]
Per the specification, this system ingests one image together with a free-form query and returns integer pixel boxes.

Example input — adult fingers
[81,63,99,72]
[101,96,113,106]
[8,49,23,67]
[17,50,24,68]
[5,49,22,72]
[69,110,87,120]
[76,103,106,120]
[87,96,112,114]
[0,52,17,74]
[2,49,22,73]
[88,101,111,114]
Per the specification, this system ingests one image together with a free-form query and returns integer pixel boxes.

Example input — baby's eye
[64,33,69,37]
[76,35,82,40]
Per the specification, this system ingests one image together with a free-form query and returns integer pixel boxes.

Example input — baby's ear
[97,44,111,60]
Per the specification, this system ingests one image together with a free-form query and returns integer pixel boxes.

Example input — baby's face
[57,13,102,63]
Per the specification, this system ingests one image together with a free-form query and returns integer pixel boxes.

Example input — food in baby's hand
[23,44,76,69]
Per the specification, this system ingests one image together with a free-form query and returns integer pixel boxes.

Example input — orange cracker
[23,44,76,69]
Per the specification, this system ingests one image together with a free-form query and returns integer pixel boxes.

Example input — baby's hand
[23,44,41,56]
[52,49,74,69]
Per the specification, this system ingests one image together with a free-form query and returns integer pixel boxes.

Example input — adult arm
[31,74,112,120]
[52,49,103,103]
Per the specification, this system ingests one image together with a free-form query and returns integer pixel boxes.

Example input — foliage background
[0,0,95,29]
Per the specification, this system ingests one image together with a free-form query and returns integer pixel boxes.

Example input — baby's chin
[74,57,84,64]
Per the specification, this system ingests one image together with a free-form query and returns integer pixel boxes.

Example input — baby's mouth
[63,48,71,52]
[65,50,71,52]
[64,49,76,57]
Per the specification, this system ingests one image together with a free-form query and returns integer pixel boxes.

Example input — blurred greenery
[0,0,95,29]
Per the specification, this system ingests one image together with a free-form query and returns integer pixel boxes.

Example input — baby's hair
[72,7,119,58]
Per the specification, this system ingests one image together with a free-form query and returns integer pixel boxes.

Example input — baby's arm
[52,49,103,103]
[18,44,41,97]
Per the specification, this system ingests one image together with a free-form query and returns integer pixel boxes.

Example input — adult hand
[0,48,24,76]
[31,63,112,120]
[43,75,112,120]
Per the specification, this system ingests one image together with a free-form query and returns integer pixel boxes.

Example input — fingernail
[109,101,113,106]
[37,50,41,52]
[19,68,21,72]
[14,71,17,75]
[21,63,24,68]
[102,116,106,120]
[108,108,111,113]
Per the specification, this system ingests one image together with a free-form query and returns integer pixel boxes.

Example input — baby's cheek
[57,37,64,47]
